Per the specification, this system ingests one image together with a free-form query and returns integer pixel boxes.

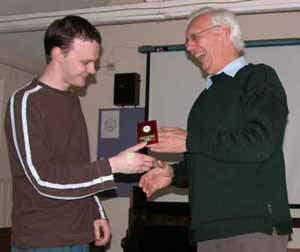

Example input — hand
[109,142,155,174]
[139,160,173,198]
[94,218,111,246]
[149,127,187,153]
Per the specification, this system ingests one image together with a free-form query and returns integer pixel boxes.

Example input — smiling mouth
[192,51,206,60]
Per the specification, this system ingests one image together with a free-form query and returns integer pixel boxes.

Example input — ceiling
[0,0,142,16]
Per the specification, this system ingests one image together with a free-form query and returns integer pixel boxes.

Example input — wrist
[167,164,174,179]
[108,157,118,173]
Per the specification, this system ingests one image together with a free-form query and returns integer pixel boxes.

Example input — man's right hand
[139,160,173,198]
[109,142,155,174]
[148,127,187,153]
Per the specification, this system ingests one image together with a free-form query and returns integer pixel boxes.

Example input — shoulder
[240,63,280,84]
[8,80,49,117]
[11,79,43,102]
[248,63,279,81]
[238,63,285,98]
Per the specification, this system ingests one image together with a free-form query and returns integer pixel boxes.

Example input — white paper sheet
[101,110,120,139]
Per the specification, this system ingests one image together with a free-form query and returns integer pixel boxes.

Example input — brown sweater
[5,79,116,248]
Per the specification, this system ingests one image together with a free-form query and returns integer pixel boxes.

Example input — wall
[79,10,300,252]
[0,63,34,180]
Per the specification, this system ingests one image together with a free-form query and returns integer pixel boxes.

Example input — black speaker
[114,73,140,106]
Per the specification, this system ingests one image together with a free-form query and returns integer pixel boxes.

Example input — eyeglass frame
[185,25,222,46]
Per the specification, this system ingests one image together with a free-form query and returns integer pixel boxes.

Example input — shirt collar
[206,56,247,89]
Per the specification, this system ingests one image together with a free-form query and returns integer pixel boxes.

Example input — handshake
[108,141,174,198]
[139,159,174,198]
[109,127,187,197]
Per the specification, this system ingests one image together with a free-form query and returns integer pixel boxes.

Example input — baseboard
[0,227,11,252]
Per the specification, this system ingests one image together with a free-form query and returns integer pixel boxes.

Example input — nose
[185,39,194,53]
[88,63,96,74]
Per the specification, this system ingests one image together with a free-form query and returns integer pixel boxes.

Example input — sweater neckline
[34,79,72,95]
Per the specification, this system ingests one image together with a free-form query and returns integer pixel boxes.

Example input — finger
[141,164,153,172]
[131,166,150,174]
[95,237,109,246]
[139,175,150,190]
[143,177,156,194]
[149,144,163,150]
[94,222,100,241]
[139,172,151,187]
[140,165,153,172]
[158,132,169,138]
[95,220,111,246]
[156,160,165,168]
[143,159,156,166]
[126,153,148,165]
[142,184,151,196]
[141,154,156,163]
[139,178,144,188]
[145,187,155,198]
[95,238,105,246]
[126,142,147,152]
[95,227,110,246]
[146,143,159,148]
[130,154,155,166]
[160,127,178,133]
[149,146,168,152]
[139,180,148,189]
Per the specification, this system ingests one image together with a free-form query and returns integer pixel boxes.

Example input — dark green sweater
[172,63,292,243]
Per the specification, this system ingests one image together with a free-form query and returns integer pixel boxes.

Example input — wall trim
[0,0,300,33]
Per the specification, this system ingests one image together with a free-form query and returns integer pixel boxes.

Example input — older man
[140,7,292,252]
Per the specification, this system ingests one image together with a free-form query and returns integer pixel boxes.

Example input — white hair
[188,7,245,53]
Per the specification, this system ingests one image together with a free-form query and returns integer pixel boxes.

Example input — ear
[221,25,231,41]
[51,47,65,63]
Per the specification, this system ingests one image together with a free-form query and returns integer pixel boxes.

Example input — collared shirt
[206,56,247,89]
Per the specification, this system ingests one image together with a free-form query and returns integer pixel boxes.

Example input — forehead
[186,14,212,35]
[69,37,101,58]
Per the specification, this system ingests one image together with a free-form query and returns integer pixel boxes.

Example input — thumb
[94,222,100,240]
[126,142,147,152]
[156,160,164,168]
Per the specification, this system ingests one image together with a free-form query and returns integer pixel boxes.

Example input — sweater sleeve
[5,90,116,200]
[172,159,189,188]
[93,195,108,219]
[187,65,288,163]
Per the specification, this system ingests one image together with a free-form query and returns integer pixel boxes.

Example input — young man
[5,15,155,252]
[140,7,292,252]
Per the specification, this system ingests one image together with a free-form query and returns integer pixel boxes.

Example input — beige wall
[0,9,299,252]
[0,64,33,180]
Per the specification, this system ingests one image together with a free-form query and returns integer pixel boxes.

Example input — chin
[76,79,87,87]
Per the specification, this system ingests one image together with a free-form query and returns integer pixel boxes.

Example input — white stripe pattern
[10,84,115,200]
[94,195,107,219]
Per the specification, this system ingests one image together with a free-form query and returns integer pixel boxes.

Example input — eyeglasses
[185,25,221,46]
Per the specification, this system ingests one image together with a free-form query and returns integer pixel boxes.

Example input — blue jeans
[11,244,89,252]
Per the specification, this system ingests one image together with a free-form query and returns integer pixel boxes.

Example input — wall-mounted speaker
[114,73,140,106]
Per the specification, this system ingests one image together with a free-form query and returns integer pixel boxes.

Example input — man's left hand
[94,218,111,246]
